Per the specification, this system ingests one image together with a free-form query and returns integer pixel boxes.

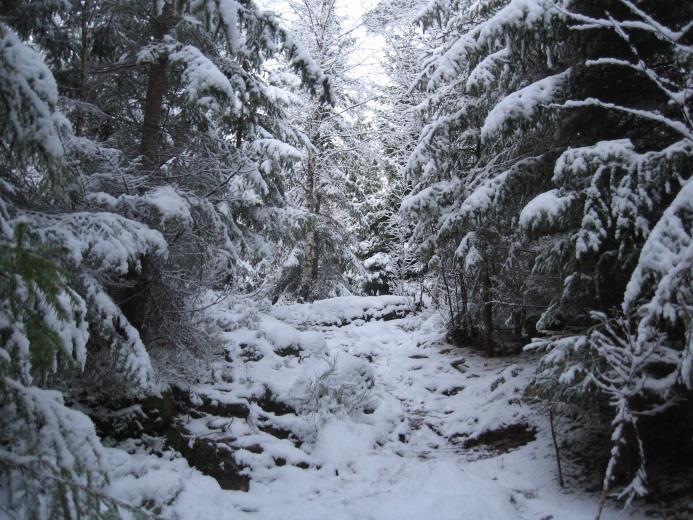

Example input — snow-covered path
[108,298,643,519]
[228,313,629,520]
[246,317,536,520]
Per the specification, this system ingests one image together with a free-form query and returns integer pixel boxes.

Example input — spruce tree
[404,0,692,506]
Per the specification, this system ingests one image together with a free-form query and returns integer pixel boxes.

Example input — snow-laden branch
[555,98,693,141]
[482,69,570,140]
[558,2,693,50]
[0,23,71,160]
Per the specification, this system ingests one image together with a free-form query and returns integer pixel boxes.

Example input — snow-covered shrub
[0,20,161,517]
[0,202,150,518]
[290,356,378,421]
[0,382,121,518]
[363,252,394,296]
[529,308,691,512]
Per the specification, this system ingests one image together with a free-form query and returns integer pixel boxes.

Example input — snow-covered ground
[107,296,645,519]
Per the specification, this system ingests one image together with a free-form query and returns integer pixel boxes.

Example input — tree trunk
[298,102,329,302]
[310,196,321,284]
[140,2,175,171]
[460,273,469,343]
[75,0,92,137]
[299,230,318,301]
[298,154,317,301]
[440,263,456,338]
[236,123,243,149]
[482,264,494,357]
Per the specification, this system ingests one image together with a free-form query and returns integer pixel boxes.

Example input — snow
[363,251,392,270]
[1,378,108,517]
[100,297,648,519]
[1,208,165,393]
[263,83,301,107]
[400,179,460,214]
[623,177,693,389]
[623,176,693,314]
[17,210,168,274]
[271,295,413,326]
[553,139,635,185]
[90,186,195,227]
[481,70,570,140]
[82,275,158,394]
[458,171,510,219]
[466,47,510,92]
[426,0,561,90]
[0,22,71,158]
[169,43,239,113]
[288,41,328,88]
[553,138,693,262]
[3,208,165,394]
[520,189,576,234]
[3,378,105,474]
[428,33,477,88]
[474,0,558,45]
[250,139,304,165]
[217,0,242,50]
[562,3,691,46]
[42,287,90,370]
[142,186,194,225]
[558,98,693,140]
[455,231,478,267]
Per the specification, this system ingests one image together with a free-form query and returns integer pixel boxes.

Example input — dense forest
[1,0,691,518]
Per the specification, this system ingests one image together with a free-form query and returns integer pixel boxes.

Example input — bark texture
[140,2,175,171]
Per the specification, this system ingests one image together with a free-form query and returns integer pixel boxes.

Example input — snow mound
[272,295,413,326]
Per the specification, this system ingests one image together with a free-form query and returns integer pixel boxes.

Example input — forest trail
[122,297,643,519]
[4,1,690,517]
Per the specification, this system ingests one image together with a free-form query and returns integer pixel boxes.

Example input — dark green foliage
[1,235,72,374]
